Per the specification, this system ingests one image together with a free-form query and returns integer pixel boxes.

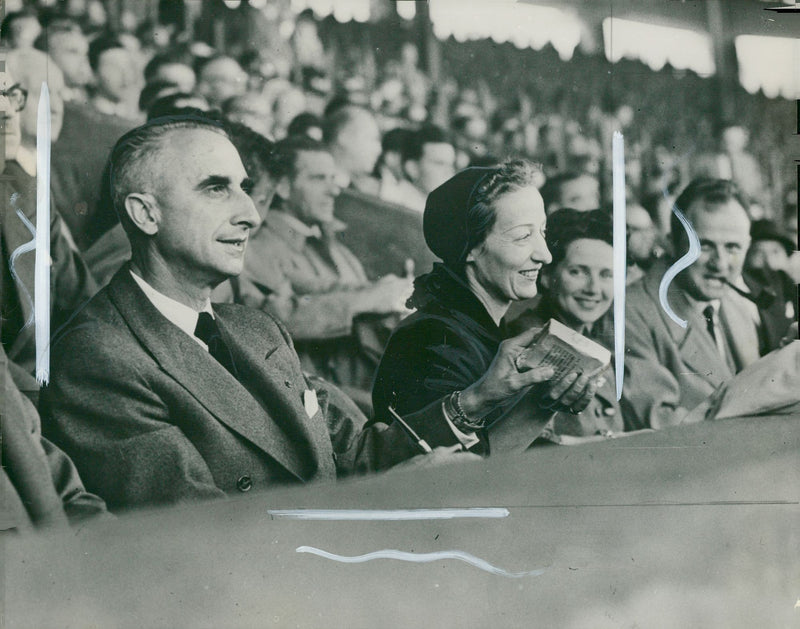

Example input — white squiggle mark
[8,204,37,329]
[269,508,509,521]
[658,202,701,328]
[612,131,626,400]
[35,81,51,385]
[296,547,546,578]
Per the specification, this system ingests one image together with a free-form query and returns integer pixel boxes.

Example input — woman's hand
[538,370,598,414]
[460,327,599,419]
[459,327,556,419]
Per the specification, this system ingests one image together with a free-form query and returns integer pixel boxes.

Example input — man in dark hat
[745,220,796,277]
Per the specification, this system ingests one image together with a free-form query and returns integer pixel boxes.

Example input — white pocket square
[303,389,319,418]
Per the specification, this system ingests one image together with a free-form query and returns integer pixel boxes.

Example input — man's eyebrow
[195,175,232,190]
[241,177,254,193]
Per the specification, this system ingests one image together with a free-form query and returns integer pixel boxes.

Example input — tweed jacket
[40,269,428,512]
[1,347,106,531]
[622,266,788,430]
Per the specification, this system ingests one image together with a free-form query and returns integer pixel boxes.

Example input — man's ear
[124,193,160,236]
[275,176,291,201]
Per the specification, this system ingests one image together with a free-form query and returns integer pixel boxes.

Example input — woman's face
[467,185,551,305]
[546,238,614,328]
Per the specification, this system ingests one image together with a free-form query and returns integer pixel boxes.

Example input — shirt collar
[683,288,721,316]
[129,270,213,347]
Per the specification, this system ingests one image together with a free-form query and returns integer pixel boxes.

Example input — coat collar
[106,268,328,482]
[407,263,504,340]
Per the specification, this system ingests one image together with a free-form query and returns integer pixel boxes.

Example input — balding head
[108,116,229,244]
[322,105,381,177]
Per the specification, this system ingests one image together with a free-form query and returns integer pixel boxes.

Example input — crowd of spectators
[1,1,797,529]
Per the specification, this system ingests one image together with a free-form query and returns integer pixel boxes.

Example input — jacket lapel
[216,308,336,480]
[107,270,313,482]
[645,275,733,386]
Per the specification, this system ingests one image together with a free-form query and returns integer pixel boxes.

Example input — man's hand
[363,274,414,314]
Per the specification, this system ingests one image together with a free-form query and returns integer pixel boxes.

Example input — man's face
[332,111,382,177]
[197,58,247,107]
[226,93,273,138]
[414,142,456,194]
[557,175,600,212]
[0,71,22,162]
[681,200,751,301]
[626,204,656,264]
[20,67,64,146]
[285,150,341,226]
[146,129,261,288]
[50,31,92,88]
[96,47,138,103]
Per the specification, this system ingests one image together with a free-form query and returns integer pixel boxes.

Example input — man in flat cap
[40,117,470,512]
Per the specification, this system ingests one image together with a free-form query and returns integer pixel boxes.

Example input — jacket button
[284,380,292,388]
[236,475,252,492]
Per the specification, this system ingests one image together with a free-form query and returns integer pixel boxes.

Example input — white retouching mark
[269,508,510,521]
[35,81,51,385]
[9,202,36,327]
[658,199,701,328]
[612,131,626,400]
[296,547,546,578]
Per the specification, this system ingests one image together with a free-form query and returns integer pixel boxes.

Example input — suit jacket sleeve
[2,349,106,529]
[41,325,226,512]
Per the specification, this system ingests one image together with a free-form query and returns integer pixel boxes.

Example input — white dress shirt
[129,271,214,351]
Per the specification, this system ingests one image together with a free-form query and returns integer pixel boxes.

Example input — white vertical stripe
[35,82,51,385]
[612,131,626,401]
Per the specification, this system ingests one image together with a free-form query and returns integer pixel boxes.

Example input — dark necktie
[702,305,717,343]
[194,312,238,378]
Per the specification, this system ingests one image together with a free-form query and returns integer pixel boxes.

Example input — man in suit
[40,117,471,513]
[622,178,790,430]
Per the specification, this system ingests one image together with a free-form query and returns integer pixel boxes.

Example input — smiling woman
[371,161,601,450]
[508,209,624,440]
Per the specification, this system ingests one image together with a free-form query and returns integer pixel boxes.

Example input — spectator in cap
[746,220,795,276]
[508,209,623,442]
[744,219,798,326]
[372,161,600,454]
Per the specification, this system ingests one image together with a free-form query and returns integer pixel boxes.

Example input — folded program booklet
[516,319,611,379]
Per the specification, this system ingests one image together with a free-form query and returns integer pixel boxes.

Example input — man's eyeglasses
[0,84,28,112]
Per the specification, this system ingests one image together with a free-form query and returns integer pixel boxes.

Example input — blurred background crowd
[1,0,798,529]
